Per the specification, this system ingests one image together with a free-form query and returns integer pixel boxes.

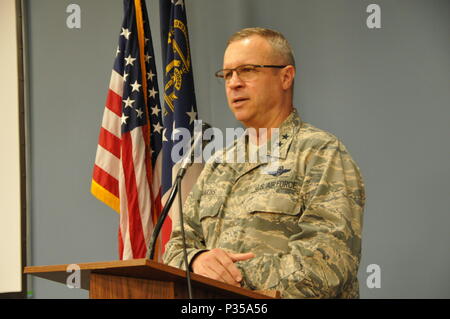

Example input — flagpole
[176,177,193,299]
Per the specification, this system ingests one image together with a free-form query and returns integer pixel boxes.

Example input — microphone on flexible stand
[175,122,207,179]
[147,122,212,299]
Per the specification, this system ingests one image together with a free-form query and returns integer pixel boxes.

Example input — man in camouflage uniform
[163,28,365,298]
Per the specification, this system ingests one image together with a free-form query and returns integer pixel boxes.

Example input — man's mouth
[232,97,249,106]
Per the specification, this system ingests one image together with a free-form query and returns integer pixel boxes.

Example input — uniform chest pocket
[243,189,304,241]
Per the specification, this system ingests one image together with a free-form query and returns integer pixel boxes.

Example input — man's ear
[281,65,295,90]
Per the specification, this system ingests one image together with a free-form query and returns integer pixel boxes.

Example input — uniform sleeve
[162,166,209,270]
[235,139,366,298]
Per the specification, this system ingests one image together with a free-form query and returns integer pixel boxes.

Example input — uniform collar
[223,109,302,177]
[265,108,302,160]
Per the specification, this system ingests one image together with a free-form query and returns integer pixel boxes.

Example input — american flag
[91,0,163,260]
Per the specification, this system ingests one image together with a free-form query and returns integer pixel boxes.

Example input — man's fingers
[192,249,242,285]
[229,252,256,262]
[212,249,244,283]
[191,249,256,286]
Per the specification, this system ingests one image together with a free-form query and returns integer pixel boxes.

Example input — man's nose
[227,71,244,89]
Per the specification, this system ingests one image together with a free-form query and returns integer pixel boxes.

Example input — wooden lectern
[24,259,279,299]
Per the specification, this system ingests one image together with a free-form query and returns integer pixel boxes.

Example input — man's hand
[191,248,255,287]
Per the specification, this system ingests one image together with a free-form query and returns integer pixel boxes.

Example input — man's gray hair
[227,27,296,67]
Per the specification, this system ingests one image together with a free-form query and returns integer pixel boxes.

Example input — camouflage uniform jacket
[163,109,365,298]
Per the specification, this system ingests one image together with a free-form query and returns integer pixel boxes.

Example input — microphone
[176,122,212,179]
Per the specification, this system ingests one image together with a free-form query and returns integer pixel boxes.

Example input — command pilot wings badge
[264,165,291,177]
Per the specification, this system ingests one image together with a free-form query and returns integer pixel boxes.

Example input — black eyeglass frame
[214,64,288,81]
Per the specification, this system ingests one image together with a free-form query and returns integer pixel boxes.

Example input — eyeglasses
[215,64,287,83]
